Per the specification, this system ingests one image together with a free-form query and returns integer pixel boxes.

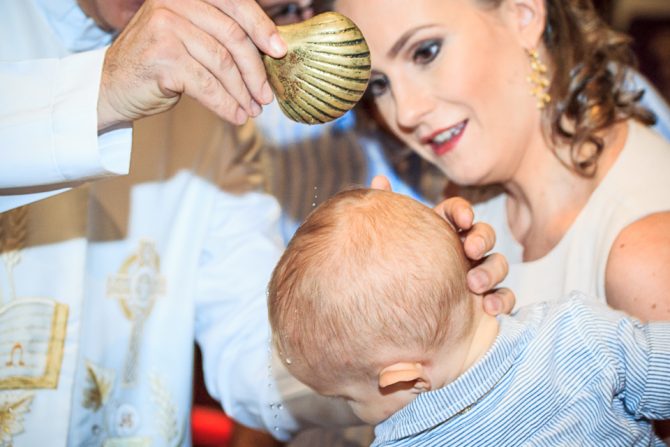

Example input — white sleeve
[194,190,363,440]
[193,190,301,441]
[0,47,132,211]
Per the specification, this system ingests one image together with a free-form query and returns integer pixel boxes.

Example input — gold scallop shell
[263,12,371,125]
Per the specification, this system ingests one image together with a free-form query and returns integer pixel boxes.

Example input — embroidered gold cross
[107,240,166,386]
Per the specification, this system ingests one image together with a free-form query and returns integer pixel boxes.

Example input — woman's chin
[435,163,481,187]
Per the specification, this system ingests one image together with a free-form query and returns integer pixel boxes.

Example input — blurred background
[595,0,670,101]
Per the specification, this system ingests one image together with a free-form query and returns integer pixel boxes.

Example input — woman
[320,0,670,322]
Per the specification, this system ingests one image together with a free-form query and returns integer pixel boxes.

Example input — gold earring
[526,48,551,109]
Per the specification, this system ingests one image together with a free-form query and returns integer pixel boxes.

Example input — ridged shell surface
[263,12,371,125]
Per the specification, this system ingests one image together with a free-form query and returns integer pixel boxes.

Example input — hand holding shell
[262,12,371,125]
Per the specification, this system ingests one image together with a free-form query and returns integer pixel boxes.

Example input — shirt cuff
[53,47,132,181]
[637,321,670,417]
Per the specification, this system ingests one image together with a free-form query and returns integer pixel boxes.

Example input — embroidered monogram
[106,241,166,386]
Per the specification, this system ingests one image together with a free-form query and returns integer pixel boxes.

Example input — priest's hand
[97,0,285,130]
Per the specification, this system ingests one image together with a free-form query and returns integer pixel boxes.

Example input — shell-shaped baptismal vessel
[263,12,371,125]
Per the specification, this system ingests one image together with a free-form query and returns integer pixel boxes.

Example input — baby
[268,188,670,446]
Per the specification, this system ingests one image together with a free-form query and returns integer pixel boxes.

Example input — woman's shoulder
[598,121,670,319]
[605,210,670,320]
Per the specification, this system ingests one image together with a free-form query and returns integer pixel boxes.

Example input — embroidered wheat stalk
[0,392,35,446]
[150,373,179,443]
[0,207,28,304]
[82,361,114,411]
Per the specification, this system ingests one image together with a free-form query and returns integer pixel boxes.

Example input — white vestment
[0,0,302,445]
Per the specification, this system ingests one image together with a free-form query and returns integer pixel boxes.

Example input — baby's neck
[460,311,500,374]
[433,306,500,389]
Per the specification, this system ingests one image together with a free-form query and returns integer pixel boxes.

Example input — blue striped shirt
[373,293,670,446]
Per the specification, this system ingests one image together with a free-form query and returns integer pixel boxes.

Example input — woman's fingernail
[468,270,488,292]
[476,236,486,255]
[466,208,474,223]
[489,299,502,314]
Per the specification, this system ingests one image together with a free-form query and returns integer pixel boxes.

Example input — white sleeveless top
[475,121,670,307]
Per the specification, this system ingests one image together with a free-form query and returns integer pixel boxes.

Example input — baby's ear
[378,362,431,393]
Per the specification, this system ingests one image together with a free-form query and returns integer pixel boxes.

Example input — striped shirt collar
[373,314,534,444]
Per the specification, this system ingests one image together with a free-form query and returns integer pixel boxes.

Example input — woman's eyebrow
[387,24,439,58]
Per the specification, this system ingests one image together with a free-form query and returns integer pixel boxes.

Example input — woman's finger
[466,252,509,294]
[433,196,474,231]
[370,175,392,191]
[482,288,516,315]
[463,221,496,260]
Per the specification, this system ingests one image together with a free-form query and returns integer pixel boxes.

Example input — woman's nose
[393,80,433,129]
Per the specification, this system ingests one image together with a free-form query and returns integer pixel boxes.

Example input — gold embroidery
[5,343,25,368]
[0,299,68,389]
[1,207,69,390]
[107,241,166,386]
[0,391,34,446]
[82,361,115,411]
[150,373,179,444]
[0,207,27,305]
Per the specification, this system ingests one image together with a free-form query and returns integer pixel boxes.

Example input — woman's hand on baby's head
[370,175,393,191]
[433,197,515,316]
[468,254,515,316]
[480,287,515,315]
[371,175,515,316]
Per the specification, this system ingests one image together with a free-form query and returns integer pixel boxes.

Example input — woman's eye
[412,39,442,65]
[367,75,389,98]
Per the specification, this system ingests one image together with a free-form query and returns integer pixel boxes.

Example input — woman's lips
[423,120,468,156]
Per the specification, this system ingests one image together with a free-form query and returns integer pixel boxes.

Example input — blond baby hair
[268,189,473,384]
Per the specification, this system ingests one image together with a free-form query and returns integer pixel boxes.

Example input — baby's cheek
[349,402,389,426]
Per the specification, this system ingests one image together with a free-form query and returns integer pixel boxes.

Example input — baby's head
[269,189,479,424]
